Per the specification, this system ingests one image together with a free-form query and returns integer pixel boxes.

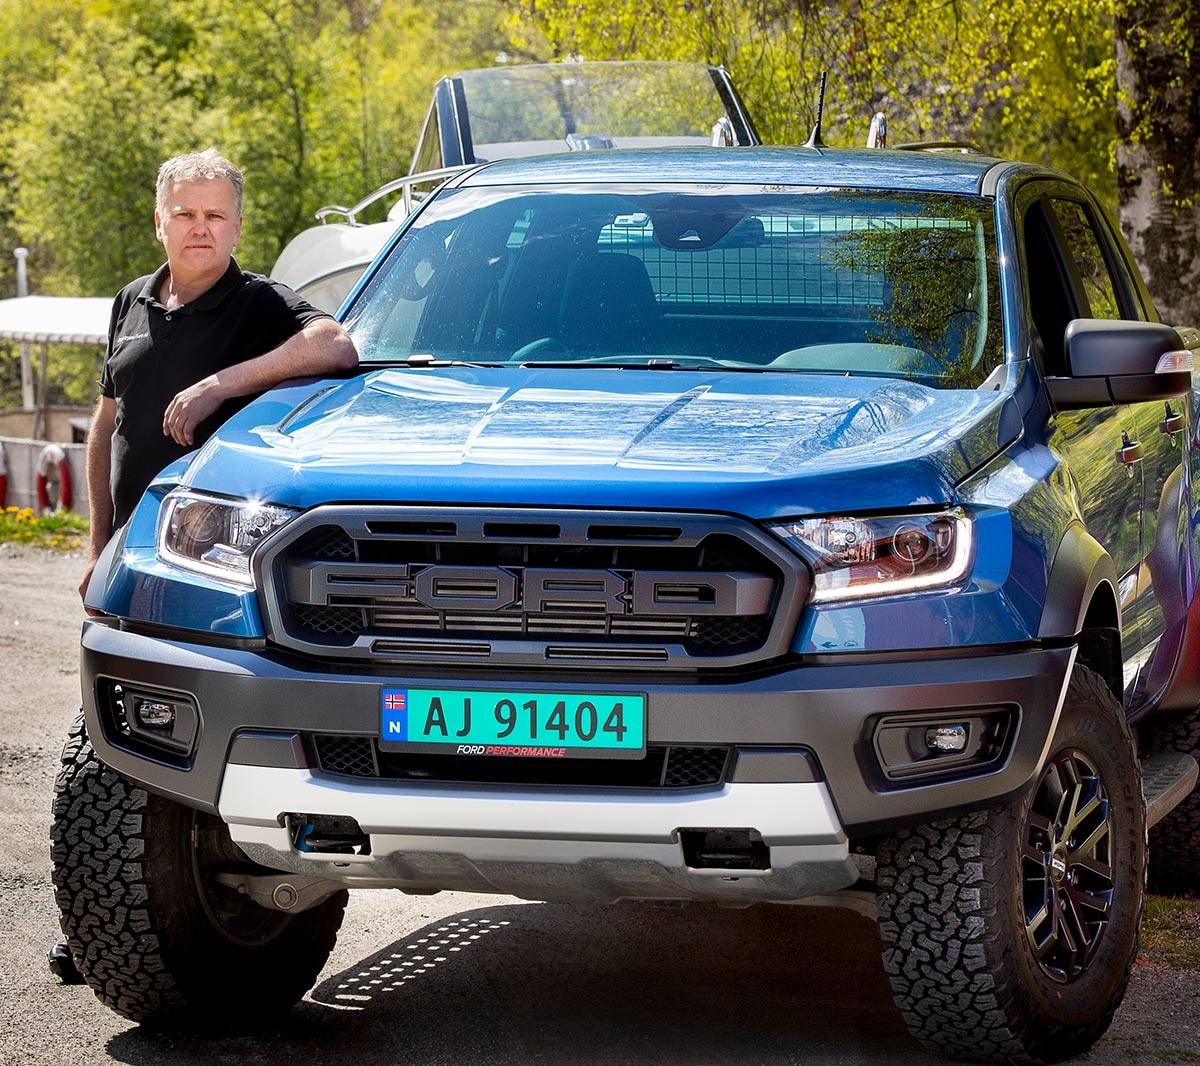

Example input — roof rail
[894,140,982,154]
[315,165,474,226]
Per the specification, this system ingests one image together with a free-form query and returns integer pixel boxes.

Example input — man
[77,148,358,602]
[51,148,358,983]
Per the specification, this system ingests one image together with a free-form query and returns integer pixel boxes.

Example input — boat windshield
[457,62,732,154]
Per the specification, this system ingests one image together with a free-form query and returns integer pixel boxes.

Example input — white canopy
[0,295,112,346]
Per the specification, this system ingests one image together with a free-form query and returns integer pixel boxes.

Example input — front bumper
[81,619,1074,902]
[224,767,855,902]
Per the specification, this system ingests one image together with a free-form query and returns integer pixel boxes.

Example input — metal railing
[314,166,474,226]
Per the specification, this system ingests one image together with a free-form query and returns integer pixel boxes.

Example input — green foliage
[0,342,99,411]
[508,0,1118,203]
[2,0,510,299]
[0,0,87,298]
[9,18,175,295]
[0,0,1131,301]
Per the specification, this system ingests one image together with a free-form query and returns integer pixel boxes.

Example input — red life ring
[36,443,73,513]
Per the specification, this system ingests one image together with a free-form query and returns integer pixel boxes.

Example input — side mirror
[1045,319,1194,408]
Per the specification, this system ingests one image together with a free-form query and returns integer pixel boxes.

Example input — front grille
[312,733,728,789]
[260,508,803,669]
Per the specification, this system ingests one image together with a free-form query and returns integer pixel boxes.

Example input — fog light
[106,681,199,758]
[133,698,177,730]
[872,708,1013,783]
[925,724,969,753]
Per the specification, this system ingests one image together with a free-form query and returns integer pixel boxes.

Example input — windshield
[457,63,727,151]
[345,184,1004,389]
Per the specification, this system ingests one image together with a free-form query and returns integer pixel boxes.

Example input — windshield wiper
[521,358,684,370]
[519,357,768,371]
[372,354,503,368]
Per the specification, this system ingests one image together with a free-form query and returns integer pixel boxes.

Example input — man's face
[154,178,243,280]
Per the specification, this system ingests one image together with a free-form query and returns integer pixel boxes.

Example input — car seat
[557,252,660,355]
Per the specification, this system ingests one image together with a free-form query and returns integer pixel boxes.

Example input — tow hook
[286,812,371,855]
[679,828,770,870]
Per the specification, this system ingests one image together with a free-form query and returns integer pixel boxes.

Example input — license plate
[379,687,646,759]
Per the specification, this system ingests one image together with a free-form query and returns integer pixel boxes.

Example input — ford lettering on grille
[286,563,774,617]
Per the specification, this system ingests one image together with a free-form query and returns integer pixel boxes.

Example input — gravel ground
[1,544,1197,1065]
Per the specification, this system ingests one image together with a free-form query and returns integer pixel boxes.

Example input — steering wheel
[510,337,568,362]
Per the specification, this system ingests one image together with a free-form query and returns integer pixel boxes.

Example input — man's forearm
[80,398,116,606]
[163,319,358,445]
[205,318,358,398]
[85,403,115,554]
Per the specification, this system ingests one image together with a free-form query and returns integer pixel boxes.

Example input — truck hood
[181,367,1016,518]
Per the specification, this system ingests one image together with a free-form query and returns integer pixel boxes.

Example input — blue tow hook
[294,822,317,853]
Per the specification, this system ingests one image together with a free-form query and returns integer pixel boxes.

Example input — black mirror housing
[1046,319,1193,409]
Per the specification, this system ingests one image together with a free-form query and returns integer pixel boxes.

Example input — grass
[1142,895,1200,971]
[0,505,88,551]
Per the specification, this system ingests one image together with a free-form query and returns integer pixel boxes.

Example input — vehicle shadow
[103,899,932,1064]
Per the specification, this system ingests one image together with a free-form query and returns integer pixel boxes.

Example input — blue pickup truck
[56,145,1200,1063]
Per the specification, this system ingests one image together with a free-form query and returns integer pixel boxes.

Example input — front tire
[876,666,1146,1063]
[51,713,348,1025]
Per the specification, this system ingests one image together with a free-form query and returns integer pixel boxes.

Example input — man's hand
[78,556,104,617]
[163,374,225,445]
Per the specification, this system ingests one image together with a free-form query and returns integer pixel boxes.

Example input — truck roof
[457,145,1007,196]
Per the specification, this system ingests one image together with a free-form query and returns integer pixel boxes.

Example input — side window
[1047,199,1128,320]
[1021,201,1077,374]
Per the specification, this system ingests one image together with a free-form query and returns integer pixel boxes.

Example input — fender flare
[1040,525,1122,698]
[1038,524,1119,641]
[35,443,73,513]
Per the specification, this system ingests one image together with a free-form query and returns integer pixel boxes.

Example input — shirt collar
[135,259,243,312]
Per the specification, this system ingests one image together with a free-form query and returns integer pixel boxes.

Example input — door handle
[1116,432,1143,467]
[1160,407,1185,436]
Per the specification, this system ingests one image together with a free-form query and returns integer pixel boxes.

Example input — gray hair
[156,149,244,215]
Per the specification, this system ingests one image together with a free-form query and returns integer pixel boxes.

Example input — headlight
[157,490,299,586]
[769,509,973,603]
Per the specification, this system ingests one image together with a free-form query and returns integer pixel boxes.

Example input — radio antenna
[804,70,828,149]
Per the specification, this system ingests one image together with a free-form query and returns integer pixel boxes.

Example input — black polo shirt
[100,259,329,528]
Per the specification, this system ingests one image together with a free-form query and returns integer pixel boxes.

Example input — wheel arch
[1039,525,1122,701]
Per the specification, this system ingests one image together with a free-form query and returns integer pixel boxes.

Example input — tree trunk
[1114,2,1200,327]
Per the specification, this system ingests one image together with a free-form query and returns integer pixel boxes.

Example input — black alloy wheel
[1022,747,1115,982]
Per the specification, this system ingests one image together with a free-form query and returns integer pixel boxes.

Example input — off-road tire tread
[876,667,1144,1064]
[51,713,347,1024]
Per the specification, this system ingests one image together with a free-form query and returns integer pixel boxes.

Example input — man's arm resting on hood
[163,318,358,445]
